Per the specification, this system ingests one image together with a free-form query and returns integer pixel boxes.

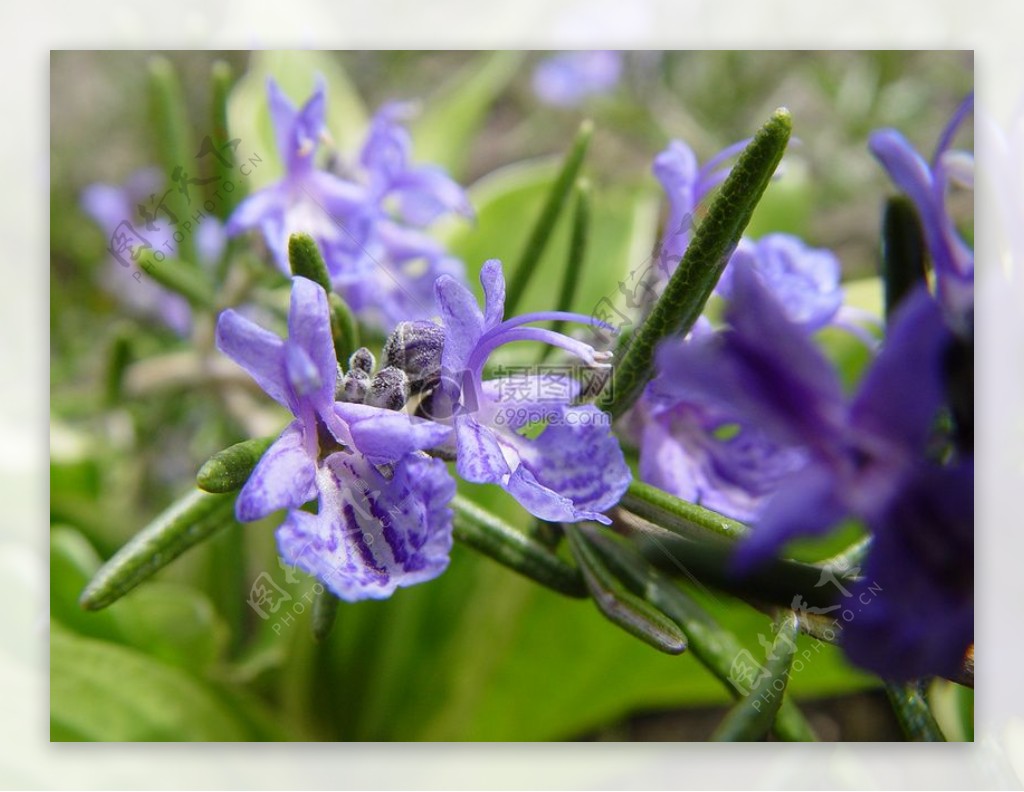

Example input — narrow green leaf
[565,524,687,655]
[886,681,947,741]
[881,195,927,319]
[504,120,594,315]
[148,57,196,265]
[329,292,359,367]
[584,526,816,741]
[452,495,586,598]
[209,59,243,218]
[597,108,793,418]
[79,489,236,611]
[311,588,340,643]
[711,611,800,741]
[196,436,275,493]
[137,250,215,309]
[621,479,749,541]
[288,232,332,292]
[103,325,133,407]
[539,178,591,364]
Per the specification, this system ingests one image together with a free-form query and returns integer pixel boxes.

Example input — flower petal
[287,276,337,408]
[215,308,289,409]
[435,272,485,374]
[510,404,631,523]
[454,415,510,483]
[236,422,316,522]
[849,285,950,456]
[276,452,455,601]
[333,402,452,461]
[479,259,506,329]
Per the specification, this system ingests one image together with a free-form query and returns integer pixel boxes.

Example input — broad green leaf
[226,51,368,191]
[51,623,249,741]
[412,51,523,178]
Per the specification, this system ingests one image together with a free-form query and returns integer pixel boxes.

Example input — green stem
[711,611,800,741]
[886,681,946,741]
[451,495,586,598]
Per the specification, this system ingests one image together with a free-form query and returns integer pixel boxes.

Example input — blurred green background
[49,50,973,741]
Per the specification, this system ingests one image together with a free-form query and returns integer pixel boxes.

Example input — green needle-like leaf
[103,325,134,408]
[711,611,800,741]
[584,526,816,741]
[196,436,274,493]
[148,57,196,265]
[565,524,687,655]
[452,495,586,598]
[288,232,332,292]
[886,681,947,741]
[328,293,359,366]
[79,490,236,611]
[137,250,215,309]
[597,108,793,418]
[539,178,590,365]
[621,479,749,541]
[311,589,340,643]
[210,59,243,218]
[881,195,927,319]
[504,119,594,315]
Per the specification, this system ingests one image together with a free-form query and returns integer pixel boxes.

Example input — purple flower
[717,234,843,331]
[653,138,747,279]
[532,51,623,108]
[276,446,455,601]
[215,276,455,600]
[81,168,193,335]
[225,77,366,275]
[433,260,631,523]
[656,265,971,677]
[842,459,973,680]
[869,93,974,329]
[326,103,473,330]
[637,389,807,523]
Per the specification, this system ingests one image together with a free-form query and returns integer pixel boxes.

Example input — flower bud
[383,320,445,394]
[338,367,369,403]
[349,347,376,375]
[365,366,409,411]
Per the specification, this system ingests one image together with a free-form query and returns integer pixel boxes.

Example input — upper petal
[287,276,337,409]
[435,272,485,374]
[215,308,289,409]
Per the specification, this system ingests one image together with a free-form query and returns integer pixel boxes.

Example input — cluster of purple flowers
[216,263,630,601]
[226,79,473,332]
[638,98,974,680]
